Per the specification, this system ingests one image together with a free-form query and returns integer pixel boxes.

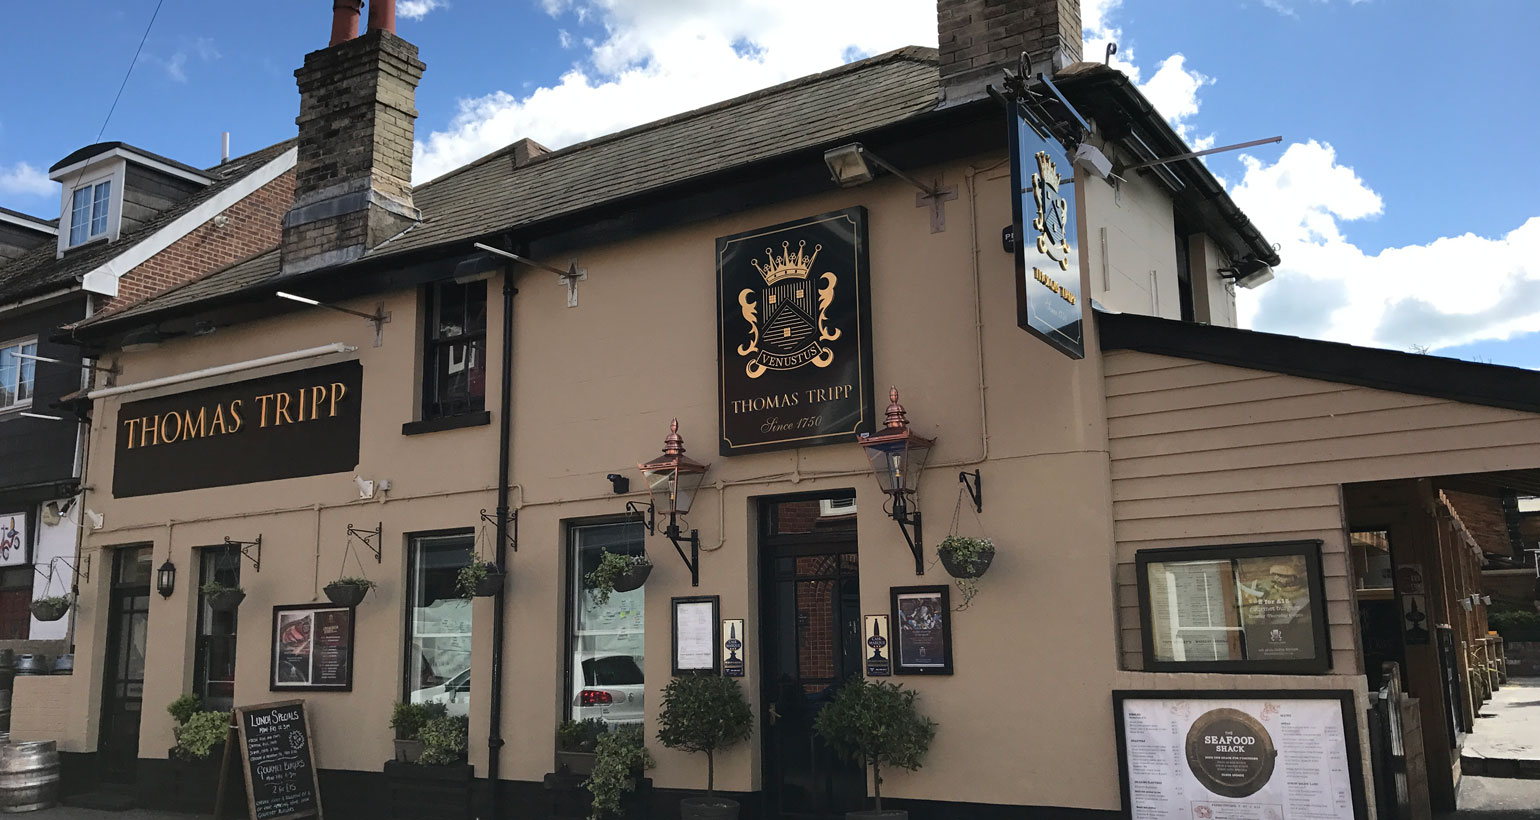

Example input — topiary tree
[655,675,753,796]
[813,678,936,812]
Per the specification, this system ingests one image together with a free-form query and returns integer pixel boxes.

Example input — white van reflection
[415,668,471,717]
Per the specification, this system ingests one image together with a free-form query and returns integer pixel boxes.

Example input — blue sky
[2,0,1537,367]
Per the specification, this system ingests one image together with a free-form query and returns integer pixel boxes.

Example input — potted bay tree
[813,678,936,819]
[656,675,753,819]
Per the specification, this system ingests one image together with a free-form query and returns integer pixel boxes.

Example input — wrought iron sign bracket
[224,535,262,572]
[479,509,519,553]
[347,522,383,564]
[960,470,983,513]
[626,500,657,536]
[41,555,91,588]
[664,516,700,588]
[891,495,924,576]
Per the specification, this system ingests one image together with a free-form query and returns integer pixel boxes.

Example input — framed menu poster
[890,586,952,675]
[671,596,720,675]
[270,604,355,691]
[1113,690,1367,820]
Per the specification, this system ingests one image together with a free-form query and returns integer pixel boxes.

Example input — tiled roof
[0,139,297,305]
[78,47,943,330]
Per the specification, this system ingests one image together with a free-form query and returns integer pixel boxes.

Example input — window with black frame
[406,532,473,716]
[195,545,241,712]
[422,279,487,420]
[1136,540,1330,673]
[566,521,646,727]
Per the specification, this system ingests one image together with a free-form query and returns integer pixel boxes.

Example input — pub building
[11,0,1540,818]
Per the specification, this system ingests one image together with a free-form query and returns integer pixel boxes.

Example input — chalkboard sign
[235,700,323,820]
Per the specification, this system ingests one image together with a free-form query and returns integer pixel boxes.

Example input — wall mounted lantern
[156,560,177,598]
[630,419,710,587]
[859,387,934,575]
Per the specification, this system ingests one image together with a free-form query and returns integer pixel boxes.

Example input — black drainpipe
[487,263,516,820]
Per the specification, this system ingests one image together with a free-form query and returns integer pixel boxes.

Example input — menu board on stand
[235,700,323,820]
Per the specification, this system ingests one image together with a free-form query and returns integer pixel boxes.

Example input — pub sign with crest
[716,207,875,455]
[1009,100,1085,359]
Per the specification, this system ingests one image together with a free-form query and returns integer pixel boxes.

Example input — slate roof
[0,206,57,229]
[49,141,210,178]
[76,47,944,328]
[0,139,296,305]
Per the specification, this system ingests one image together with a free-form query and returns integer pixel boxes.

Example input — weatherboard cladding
[0,139,297,305]
[79,47,943,327]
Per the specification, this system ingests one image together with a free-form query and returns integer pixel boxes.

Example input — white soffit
[80,147,297,297]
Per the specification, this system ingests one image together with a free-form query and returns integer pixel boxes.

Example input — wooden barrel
[0,741,59,812]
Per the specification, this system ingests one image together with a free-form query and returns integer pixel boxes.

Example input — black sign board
[1008,101,1084,359]
[270,604,355,691]
[113,361,362,498]
[235,700,323,820]
[890,586,953,675]
[864,614,891,677]
[716,208,875,455]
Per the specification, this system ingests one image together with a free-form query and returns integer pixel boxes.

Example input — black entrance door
[759,496,865,819]
[99,546,153,783]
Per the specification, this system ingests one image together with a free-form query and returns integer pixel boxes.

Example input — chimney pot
[367,0,396,34]
[330,0,363,46]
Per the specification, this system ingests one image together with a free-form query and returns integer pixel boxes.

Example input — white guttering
[79,147,298,297]
[88,343,356,400]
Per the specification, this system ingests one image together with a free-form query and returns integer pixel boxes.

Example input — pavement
[29,811,206,820]
[1439,776,1540,820]
[1463,677,1540,779]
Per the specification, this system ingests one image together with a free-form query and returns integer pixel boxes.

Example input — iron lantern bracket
[960,470,983,513]
[664,515,700,588]
[626,500,657,535]
[346,522,383,563]
[223,535,262,572]
[890,493,924,576]
[479,508,519,553]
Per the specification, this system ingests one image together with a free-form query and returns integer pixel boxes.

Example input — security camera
[1072,143,1114,181]
[606,473,630,494]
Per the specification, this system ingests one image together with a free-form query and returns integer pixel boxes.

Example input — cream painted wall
[1080,148,1182,320]
[52,149,1140,812]
[1189,233,1238,328]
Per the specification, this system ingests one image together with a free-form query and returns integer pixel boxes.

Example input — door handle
[768,704,781,726]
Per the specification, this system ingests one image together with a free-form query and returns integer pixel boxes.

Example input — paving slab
[1440,775,1540,819]
[1463,677,1540,780]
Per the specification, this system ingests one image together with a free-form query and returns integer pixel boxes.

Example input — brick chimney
[937,0,1082,105]
[282,0,425,275]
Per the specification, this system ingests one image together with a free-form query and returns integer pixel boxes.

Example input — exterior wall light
[858,387,934,575]
[822,142,941,197]
[156,559,176,598]
[632,419,710,586]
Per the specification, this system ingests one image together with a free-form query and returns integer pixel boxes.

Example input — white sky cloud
[399,0,446,21]
[0,162,53,198]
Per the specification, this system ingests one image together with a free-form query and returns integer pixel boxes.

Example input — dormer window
[68,180,112,246]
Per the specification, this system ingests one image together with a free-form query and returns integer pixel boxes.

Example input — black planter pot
[681,795,739,819]
[472,569,506,597]
[939,545,995,579]
[324,582,371,607]
[543,772,651,820]
[847,812,907,820]
[207,589,246,612]
[611,563,652,593]
[29,600,69,622]
[554,750,596,776]
[383,759,475,820]
[164,744,244,813]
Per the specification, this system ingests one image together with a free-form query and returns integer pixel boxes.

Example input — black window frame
[193,544,241,712]
[420,279,488,422]
[561,517,648,723]
[1135,539,1332,674]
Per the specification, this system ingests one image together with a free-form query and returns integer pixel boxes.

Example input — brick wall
[97,169,294,316]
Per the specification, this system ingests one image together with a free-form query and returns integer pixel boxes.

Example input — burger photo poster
[1115,692,1363,820]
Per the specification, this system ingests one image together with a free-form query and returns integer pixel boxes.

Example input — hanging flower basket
[324,578,376,608]
[937,536,995,579]
[29,597,70,622]
[203,583,246,612]
[611,562,652,593]
[473,569,506,597]
[458,559,506,598]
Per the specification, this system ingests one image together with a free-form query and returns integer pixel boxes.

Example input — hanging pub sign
[112,361,362,498]
[716,207,875,455]
[1008,100,1084,359]
[0,513,27,567]
[270,604,356,691]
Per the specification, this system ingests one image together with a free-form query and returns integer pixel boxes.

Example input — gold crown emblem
[751,240,821,285]
[1035,151,1061,189]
